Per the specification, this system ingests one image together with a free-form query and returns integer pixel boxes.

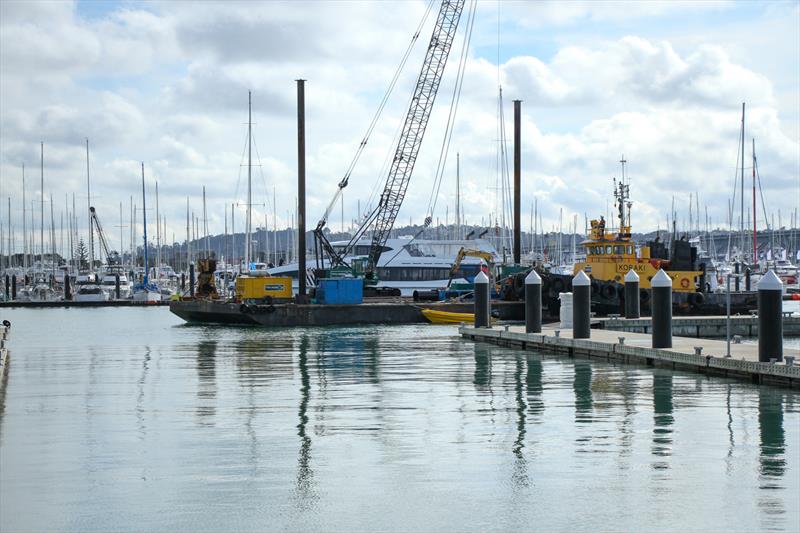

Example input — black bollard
[189,264,195,298]
[115,274,121,300]
[181,273,186,292]
[473,270,490,328]
[4,275,8,301]
[651,269,673,348]
[525,270,542,333]
[572,270,591,339]
[624,270,640,319]
[757,270,783,362]
[11,276,16,300]
[745,268,751,291]
[734,262,740,292]
[64,275,71,300]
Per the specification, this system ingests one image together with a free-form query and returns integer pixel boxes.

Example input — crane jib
[365,0,466,275]
[315,0,466,275]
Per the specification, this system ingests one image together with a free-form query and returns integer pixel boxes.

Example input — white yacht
[268,238,499,297]
[100,270,132,299]
[73,273,109,302]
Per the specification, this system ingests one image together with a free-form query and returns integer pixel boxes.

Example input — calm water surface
[1,308,798,532]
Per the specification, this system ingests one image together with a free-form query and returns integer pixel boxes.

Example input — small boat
[421,309,475,324]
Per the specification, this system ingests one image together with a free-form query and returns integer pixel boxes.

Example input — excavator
[446,247,495,288]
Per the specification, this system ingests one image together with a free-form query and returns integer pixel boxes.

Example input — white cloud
[0,0,797,256]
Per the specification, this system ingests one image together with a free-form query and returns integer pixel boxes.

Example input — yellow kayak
[421,309,476,324]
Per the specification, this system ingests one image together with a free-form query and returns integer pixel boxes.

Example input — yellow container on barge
[235,275,293,301]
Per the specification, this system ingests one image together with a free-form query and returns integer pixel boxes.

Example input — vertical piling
[745,268,751,291]
[474,271,490,328]
[651,269,673,348]
[624,270,640,319]
[513,99,521,264]
[189,264,195,298]
[296,79,307,300]
[4,275,8,301]
[757,270,783,362]
[64,274,71,301]
[115,274,121,300]
[734,262,740,291]
[11,276,16,300]
[180,273,186,292]
[572,270,591,339]
[525,269,542,333]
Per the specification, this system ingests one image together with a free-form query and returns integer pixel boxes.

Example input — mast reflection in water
[0,309,797,533]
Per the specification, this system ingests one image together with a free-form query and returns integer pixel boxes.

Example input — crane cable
[381,0,477,268]
[317,0,436,228]
[425,0,477,221]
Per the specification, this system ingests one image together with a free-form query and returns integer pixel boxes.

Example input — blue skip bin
[315,278,363,305]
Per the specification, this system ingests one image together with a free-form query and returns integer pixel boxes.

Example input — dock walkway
[596,314,800,338]
[459,324,800,388]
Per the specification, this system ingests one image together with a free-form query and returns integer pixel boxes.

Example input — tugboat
[533,159,755,317]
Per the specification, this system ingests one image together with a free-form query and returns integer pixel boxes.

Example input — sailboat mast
[245,91,253,271]
[21,164,26,271]
[86,139,95,272]
[186,197,190,271]
[740,103,745,261]
[456,152,461,240]
[752,138,757,265]
[40,142,44,269]
[156,181,161,282]
[141,163,149,284]
[203,186,209,255]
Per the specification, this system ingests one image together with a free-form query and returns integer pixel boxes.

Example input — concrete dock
[597,314,800,338]
[459,324,800,388]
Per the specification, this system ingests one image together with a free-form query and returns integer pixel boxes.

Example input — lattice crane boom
[314,0,466,275]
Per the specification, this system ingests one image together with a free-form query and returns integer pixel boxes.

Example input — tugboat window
[605,246,612,254]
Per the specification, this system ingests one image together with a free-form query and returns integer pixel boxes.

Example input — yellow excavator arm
[447,248,495,288]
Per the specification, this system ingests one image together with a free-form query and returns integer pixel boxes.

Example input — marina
[2,0,799,530]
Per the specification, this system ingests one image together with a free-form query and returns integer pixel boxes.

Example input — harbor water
[1,308,799,532]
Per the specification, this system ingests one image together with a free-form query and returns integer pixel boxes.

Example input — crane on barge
[313,0,467,280]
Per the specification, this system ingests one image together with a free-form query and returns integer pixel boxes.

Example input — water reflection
[651,373,674,467]
[295,335,316,507]
[512,355,528,488]
[525,357,544,418]
[758,389,785,482]
[473,344,491,389]
[758,388,786,528]
[196,340,217,424]
[573,361,592,422]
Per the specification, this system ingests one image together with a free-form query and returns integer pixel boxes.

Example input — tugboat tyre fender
[591,280,601,295]
[616,284,625,299]
[688,292,704,306]
[551,278,565,293]
[240,303,250,314]
[2,319,9,328]
[639,289,650,303]
[601,283,616,299]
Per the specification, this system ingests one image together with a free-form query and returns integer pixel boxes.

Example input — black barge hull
[169,299,526,327]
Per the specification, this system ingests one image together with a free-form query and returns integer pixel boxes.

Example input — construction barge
[169,298,524,326]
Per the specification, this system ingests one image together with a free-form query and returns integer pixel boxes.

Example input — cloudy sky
[1,0,798,253]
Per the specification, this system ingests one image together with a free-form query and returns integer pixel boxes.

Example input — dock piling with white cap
[757,270,783,363]
[473,270,490,328]
[573,270,591,339]
[525,270,542,333]
[651,269,673,348]
[624,270,640,319]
